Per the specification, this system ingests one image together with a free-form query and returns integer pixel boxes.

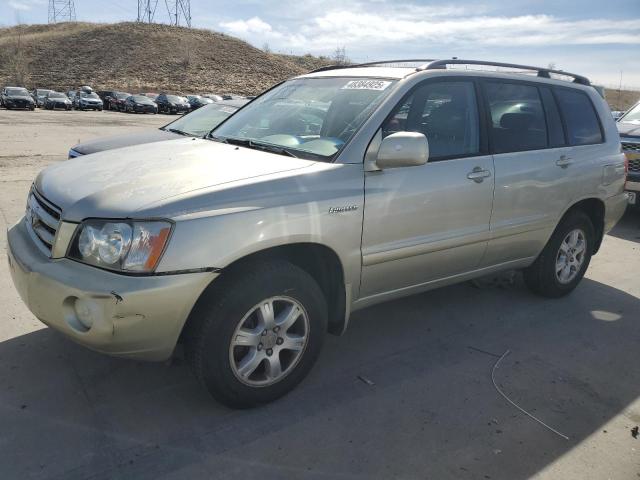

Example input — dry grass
[0,22,331,95]
[604,88,639,111]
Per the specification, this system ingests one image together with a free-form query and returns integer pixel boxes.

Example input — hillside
[0,22,330,95]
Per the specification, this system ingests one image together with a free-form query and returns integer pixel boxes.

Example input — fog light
[74,297,99,330]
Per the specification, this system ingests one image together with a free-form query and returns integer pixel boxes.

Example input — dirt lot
[1,108,639,480]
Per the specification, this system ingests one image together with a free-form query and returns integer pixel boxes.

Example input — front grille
[25,188,61,256]
[623,143,640,173]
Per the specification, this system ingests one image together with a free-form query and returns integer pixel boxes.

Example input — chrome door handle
[556,155,573,168]
[467,167,491,183]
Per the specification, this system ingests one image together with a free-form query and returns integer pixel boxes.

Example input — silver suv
[7,59,627,407]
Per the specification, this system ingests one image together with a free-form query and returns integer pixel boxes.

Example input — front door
[360,79,494,299]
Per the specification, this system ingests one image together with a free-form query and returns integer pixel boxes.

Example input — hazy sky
[2,0,639,88]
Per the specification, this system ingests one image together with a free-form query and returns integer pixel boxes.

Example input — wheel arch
[558,197,605,254]
[182,242,348,339]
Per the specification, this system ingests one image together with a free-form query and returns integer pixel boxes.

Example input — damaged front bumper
[7,218,216,361]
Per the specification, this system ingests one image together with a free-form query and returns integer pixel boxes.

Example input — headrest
[500,112,535,130]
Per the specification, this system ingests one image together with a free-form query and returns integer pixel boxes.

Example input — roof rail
[309,59,437,74]
[420,59,591,86]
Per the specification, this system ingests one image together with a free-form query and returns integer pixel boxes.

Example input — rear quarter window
[554,89,603,146]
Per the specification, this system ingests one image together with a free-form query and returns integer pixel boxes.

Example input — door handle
[556,155,573,168]
[467,167,491,183]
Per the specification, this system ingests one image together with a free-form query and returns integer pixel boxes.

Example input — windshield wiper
[165,128,194,137]
[210,136,298,158]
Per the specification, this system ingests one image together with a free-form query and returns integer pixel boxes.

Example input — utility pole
[48,0,76,23]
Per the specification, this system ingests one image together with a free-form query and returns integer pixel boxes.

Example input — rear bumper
[604,192,629,233]
[7,218,216,361]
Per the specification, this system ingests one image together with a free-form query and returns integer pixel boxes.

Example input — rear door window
[554,89,603,146]
[484,82,547,154]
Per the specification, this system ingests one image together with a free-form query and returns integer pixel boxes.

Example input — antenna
[48,0,76,23]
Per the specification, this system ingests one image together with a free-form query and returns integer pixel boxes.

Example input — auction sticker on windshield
[342,80,392,91]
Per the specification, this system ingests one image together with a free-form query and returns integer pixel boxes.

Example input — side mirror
[376,132,429,169]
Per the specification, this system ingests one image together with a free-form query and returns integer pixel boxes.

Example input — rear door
[481,80,574,266]
[360,79,495,298]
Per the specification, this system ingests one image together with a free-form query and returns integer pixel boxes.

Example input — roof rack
[309,59,437,74]
[308,58,590,86]
[420,59,590,85]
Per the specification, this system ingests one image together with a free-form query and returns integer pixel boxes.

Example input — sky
[2,0,640,89]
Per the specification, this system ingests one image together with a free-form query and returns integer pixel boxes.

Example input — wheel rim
[229,296,310,387]
[555,228,587,284]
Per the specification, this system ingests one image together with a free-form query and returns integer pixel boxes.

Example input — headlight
[70,220,172,273]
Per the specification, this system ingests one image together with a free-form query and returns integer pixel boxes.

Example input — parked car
[73,90,103,111]
[43,91,72,110]
[187,95,214,110]
[107,92,131,112]
[141,92,159,101]
[155,93,191,114]
[97,90,118,110]
[31,88,53,108]
[68,99,248,157]
[8,60,627,408]
[123,95,158,114]
[1,86,35,110]
[616,99,640,207]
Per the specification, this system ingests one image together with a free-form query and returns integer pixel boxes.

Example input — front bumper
[7,218,216,361]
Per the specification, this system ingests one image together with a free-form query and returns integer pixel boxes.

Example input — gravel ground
[1,107,639,480]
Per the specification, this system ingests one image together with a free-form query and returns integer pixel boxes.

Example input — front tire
[185,260,327,408]
[524,210,594,298]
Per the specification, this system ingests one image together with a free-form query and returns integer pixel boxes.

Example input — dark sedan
[44,91,72,110]
[123,95,158,114]
[108,91,131,112]
[187,95,214,110]
[1,87,35,110]
[69,98,248,157]
[155,93,191,114]
[32,88,53,108]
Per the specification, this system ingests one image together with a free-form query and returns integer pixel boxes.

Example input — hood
[617,120,640,139]
[72,129,178,155]
[36,138,315,222]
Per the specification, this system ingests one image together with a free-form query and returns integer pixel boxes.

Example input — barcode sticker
[342,80,392,91]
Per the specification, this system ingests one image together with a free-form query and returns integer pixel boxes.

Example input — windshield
[7,87,29,96]
[37,89,52,95]
[80,92,99,99]
[166,95,185,103]
[619,102,640,123]
[48,92,65,98]
[163,103,239,137]
[116,92,130,99]
[211,77,396,160]
[131,95,151,103]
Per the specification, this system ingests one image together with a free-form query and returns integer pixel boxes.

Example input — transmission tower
[137,0,158,23]
[48,0,76,23]
[164,0,191,27]
[137,0,190,27]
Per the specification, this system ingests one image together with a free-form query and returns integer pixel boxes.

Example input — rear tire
[185,260,327,408]
[524,210,594,298]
